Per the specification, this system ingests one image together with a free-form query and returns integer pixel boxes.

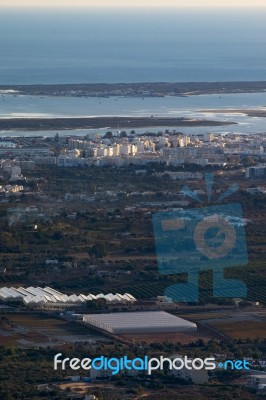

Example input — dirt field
[210,321,266,339]
[180,309,266,340]
[0,312,105,347]
[119,322,223,344]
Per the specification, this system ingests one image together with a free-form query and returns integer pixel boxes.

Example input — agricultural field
[0,312,105,347]
[179,309,266,340]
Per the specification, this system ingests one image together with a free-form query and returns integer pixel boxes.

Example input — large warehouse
[83,311,197,334]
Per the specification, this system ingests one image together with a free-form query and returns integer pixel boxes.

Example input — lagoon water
[0,92,266,137]
[1,92,266,119]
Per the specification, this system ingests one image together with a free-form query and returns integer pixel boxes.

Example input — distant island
[1,81,266,98]
[0,116,235,131]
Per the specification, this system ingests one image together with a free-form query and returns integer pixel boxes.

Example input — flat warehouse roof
[83,311,197,334]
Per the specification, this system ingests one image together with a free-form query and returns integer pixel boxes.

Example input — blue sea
[0,8,266,84]
[1,8,266,137]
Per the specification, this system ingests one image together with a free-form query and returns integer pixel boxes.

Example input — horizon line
[1,5,266,8]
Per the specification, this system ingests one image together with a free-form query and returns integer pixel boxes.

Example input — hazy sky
[0,0,266,7]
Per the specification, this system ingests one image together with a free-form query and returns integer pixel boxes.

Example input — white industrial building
[0,286,136,308]
[83,311,197,334]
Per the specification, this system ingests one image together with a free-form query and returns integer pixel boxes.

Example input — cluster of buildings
[0,132,224,169]
[0,184,24,194]
[246,165,266,179]
[60,131,266,168]
[0,161,24,180]
[153,171,203,180]
[0,131,266,170]
[225,134,266,156]
[61,133,226,167]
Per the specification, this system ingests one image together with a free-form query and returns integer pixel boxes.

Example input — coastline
[1,81,266,98]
